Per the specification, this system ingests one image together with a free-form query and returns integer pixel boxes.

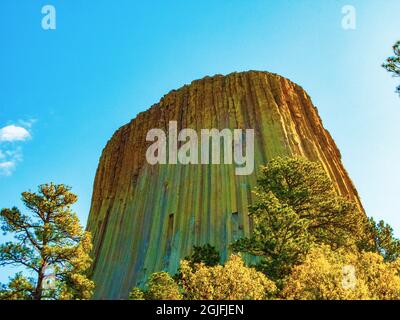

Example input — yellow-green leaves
[180,254,276,300]
[129,272,182,300]
[282,245,400,300]
[0,273,35,300]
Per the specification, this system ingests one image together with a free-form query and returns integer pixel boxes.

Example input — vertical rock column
[87,71,362,299]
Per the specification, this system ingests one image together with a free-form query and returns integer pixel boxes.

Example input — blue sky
[0,0,399,283]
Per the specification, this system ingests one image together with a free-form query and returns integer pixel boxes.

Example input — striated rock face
[87,71,362,299]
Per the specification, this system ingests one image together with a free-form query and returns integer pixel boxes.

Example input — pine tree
[382,40,400,95]
[232,157,365,281]
[0,183,94,300]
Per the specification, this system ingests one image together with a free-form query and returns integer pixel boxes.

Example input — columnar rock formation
[87,71,362,299]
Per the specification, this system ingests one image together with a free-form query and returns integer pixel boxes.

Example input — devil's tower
[87,71,362,299]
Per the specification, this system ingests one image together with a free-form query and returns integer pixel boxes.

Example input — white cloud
[5,147,23,162]
[0,148,22,176]
[0,122,34,176]
[0,125,31,142]
[0,161,16,176]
